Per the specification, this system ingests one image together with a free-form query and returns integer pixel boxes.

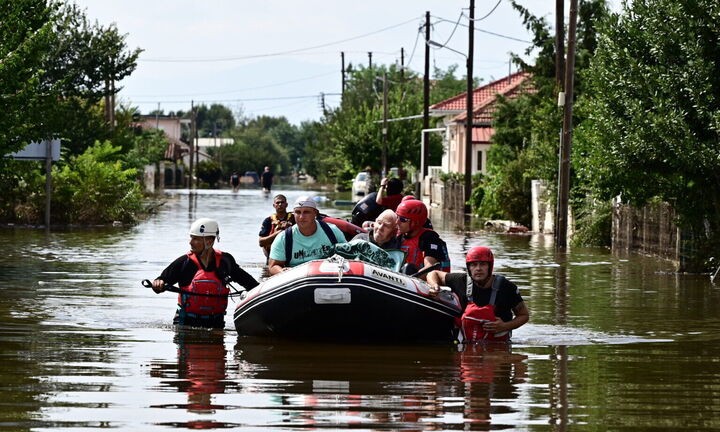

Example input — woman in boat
[151,218,259,329]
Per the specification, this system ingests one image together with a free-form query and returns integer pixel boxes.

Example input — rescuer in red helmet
[427,246,529,343]
[395,199,450,276]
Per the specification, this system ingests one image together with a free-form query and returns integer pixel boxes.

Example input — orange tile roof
[429,71,532,123]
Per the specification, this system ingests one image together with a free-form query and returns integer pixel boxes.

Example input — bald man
[352,209,402,250]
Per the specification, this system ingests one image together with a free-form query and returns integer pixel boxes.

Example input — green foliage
[0,1,141,157]
[484,0,608,230]
[571,197,612,247]
[305,64,467,184]
[575,0,720,264]
[122,129,169,172]
[216,126,291,178]
[195,104,236,138]
[51,141,143,224]
[196,160,222,187]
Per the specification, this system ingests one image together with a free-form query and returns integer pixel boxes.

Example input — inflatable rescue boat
[233,256,462,343]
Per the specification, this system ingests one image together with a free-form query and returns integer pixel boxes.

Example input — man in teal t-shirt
[268,196,346,275]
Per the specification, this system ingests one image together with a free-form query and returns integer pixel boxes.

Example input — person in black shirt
[261,166,274,192]
[152,218,259,329]
[427,246,529,337]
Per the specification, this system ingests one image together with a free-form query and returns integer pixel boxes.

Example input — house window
[476,150,483,172]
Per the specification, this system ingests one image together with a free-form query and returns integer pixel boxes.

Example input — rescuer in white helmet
[151,218,259,329]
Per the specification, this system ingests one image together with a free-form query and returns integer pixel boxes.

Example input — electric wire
[471,0,504,22]
[433,16,531,43]
[140,16,421,63]
[127,70,338,98]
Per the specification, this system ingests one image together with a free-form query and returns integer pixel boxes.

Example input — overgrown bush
[51,140,143,224]
[571,196,612,247]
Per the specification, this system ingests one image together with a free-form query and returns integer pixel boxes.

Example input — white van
[351,172,370,197]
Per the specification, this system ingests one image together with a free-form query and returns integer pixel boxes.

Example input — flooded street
[2,188,719,431]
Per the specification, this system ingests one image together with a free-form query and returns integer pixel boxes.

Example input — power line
[471,0,503,21]
[140,16,421,63]
[127,70,338,98]
[433,16,531,43]
[131,94,325,104]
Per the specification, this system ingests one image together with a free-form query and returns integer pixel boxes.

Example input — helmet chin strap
[198,237,214,263]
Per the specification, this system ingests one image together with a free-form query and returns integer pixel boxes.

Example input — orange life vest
[178,250,230,315]
[269,213,295,235]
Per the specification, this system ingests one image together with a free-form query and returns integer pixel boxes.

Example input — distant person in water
[229,170,240,192]
[258,194,295,260]
[261,166,274,192]
[151,218,259,329]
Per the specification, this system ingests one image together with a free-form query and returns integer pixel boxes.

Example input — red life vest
[458,275,510,343]
[178,250,230,315]
[400,227,431,268]
[400,228,451,272]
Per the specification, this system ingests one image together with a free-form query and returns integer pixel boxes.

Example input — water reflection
[150,328,230,429]
[232,340,530,429]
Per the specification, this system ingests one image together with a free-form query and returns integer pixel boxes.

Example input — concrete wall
[531,180,555,233]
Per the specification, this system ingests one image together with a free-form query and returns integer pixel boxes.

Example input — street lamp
[428,37,474,214]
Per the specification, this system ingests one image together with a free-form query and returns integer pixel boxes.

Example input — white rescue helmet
[189,218,220,240]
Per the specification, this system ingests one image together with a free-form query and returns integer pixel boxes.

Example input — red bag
[459,275,510,343]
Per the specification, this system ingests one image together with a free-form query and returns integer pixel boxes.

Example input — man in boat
[258,194,295,259]
[375,177,404,211]
[395,199,450,275]
[267,196,347,275]
[427,246,529,342]
[151,218,259,329]
[352,209,402,250]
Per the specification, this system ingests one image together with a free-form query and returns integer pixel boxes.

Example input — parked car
[243,171,260,185]
[351,171,370,197]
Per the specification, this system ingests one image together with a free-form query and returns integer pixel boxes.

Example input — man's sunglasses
[398,216,410,222]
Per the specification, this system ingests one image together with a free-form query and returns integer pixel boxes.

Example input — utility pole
[422,11,431,179]
[400,47,405,81]
[555,0,566,88]
[341,52,346,95]
[556,0,578,248]
[368,51,373,69]
[464,0,475,215]
[382,72,389,176]
[189,100,195,190]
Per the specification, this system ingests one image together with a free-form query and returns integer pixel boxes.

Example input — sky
[71,1,613,125]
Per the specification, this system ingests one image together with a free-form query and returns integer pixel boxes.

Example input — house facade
[428,71,532,177]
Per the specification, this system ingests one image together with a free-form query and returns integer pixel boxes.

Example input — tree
[0,1,141,157]
[576,0,720,264]
[480,0,609,227]
[196,104,236,138]
[309,64,467,184]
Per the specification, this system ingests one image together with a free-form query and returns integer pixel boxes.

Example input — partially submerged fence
[612,200,707,272]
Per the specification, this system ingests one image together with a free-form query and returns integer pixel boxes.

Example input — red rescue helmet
[466,246,494,273]
[395,199,427,229]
